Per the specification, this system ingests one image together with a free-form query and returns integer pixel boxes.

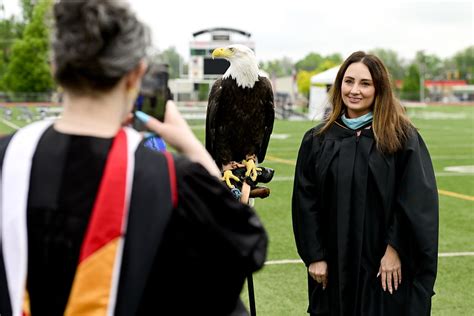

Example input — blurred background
[0,0,472,116]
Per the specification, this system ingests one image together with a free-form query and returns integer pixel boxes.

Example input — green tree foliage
[0,16,24,82]
[260,57,294,77]
[295,57,341,97]
[152,47,182,79]
[369,48,406,80]
[296,69,317,97]
[295,71,308,97]
[0,16,24,54]
[295,52,342,72]
[1,0,53,93]
[450,46,474,83]
[295,52,323,71]
[198,83,209,101]
[0,50,5,90]
[20,0,36,22]
[401,64,420,101]
[315,59,338,73]
[324,53,343,65]
[414,50,445,81]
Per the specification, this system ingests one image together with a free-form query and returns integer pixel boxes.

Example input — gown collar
[325,120,374,140]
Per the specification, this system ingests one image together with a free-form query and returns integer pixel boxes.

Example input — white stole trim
[107,127,141,315]
[0,123,142,316]
[1,120,53,316]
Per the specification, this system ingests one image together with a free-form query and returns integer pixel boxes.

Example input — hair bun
[53,0,150,92]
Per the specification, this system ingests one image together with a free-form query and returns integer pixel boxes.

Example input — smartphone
[133,95,167,131]
[133,63,170,131]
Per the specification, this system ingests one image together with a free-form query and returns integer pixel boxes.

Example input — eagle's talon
[243,158,258,182]
[222,169,240,189]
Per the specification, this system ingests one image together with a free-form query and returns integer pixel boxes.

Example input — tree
[314,59,339,73]
[260,57,294,77]
[295,52,342,72]
[324,53,343,65]
[400,64,420,101]
[20,0,36,23]
[0,50,5,90]
[369,48,406,80]
[295,52,323,71]
[296,69,317,97]
[450,46,474,83]
[0,16,24,83]
[0,16,24,53]
[295,55,341,98]
[153,46,183,79]
[1,0,54,95]
[414,50,445,81]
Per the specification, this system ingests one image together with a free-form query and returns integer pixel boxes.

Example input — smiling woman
[341,62,375,118]
[292,51,439,316]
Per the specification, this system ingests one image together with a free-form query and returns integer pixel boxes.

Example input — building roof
[424,80,467,87]
[192,27,251,38]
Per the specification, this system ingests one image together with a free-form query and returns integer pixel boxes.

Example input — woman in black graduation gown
[292,51,438,316]
[0,1,267,315]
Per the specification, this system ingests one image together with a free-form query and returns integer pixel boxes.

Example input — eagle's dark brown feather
[206,76,274,168]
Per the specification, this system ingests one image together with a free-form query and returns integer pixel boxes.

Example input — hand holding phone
[133,93,167,131]
[134,101,220,178]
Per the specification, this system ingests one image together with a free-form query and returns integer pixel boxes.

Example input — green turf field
[1,105,473,314]
[239,106,474,315]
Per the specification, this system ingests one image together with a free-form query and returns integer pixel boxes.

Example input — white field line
[435,173,473,177]
[265,252,474,266]
[271,173,473,182]
[438,252,474,257]
[190,125,205,130]
[0,119,20,130]
[431,155,474,160]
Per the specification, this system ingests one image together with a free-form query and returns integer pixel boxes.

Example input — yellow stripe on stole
[65,238,120,315]
[23,290,31,316]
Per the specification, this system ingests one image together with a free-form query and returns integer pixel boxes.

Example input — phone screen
[133,94,167,131]
[133,63,170,131]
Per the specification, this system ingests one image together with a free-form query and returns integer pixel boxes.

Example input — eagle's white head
[211,44,263,89]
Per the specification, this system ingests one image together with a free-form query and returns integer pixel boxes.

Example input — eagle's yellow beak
[212,47,233,59]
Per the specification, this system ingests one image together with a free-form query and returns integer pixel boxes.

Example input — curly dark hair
[52,0,150,93]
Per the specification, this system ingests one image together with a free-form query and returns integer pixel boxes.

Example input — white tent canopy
[308,65,340,120]
[310,65,340,85]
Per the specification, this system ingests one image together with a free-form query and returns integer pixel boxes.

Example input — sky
[2,0,473,62]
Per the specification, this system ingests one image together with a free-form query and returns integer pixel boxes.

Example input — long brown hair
[319,51,413,154]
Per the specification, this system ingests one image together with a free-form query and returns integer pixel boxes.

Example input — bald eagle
[206,44,274,186]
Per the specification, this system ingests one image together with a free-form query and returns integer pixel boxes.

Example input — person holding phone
[0,1,267,315]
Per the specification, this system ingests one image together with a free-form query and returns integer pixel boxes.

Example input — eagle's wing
[257,77,275,163]
[205,78,223,161]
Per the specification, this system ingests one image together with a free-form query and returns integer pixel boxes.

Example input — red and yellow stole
[1,121,141,316]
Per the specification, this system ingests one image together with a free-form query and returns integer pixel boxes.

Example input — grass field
[1,105,473,315]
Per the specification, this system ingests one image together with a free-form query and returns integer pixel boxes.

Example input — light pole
[419,52,425,103]
[419,64,425,103]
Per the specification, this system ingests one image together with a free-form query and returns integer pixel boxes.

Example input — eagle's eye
[229,47,235,52]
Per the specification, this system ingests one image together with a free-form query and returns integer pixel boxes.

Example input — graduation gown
[0,126,267,315]
[292,121,438,316]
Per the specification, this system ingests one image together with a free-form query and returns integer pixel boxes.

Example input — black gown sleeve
[175,157,268,272]
[292,128,326,266]
[387,130,438,312]
[141,157,268,315]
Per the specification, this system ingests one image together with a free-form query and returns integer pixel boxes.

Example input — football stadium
[0,0,473,314]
